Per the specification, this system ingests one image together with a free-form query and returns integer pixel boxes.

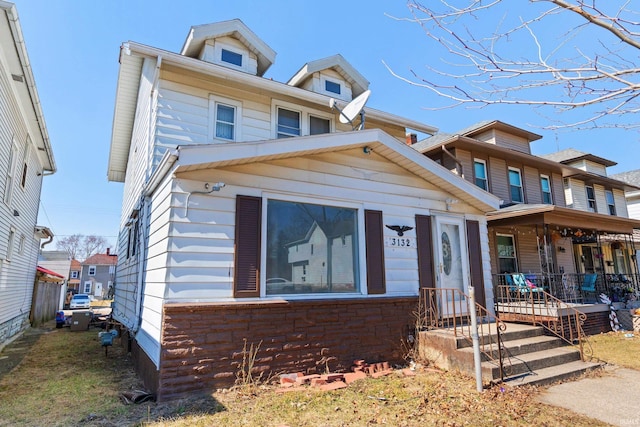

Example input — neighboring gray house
[0,2,56,349]
[80,249,117,299]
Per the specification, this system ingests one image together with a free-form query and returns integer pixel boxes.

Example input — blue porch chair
[581,273,597,301]
[507,273,544,295]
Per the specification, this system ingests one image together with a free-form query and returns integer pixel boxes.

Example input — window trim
[540,174,553,204]
[585,185,596,212]
[214,43,247,72]
[4,138,18,206]
[208,95,243,142]
[6,227,15,261]
[260,192,365,298]
[88,265,96,276]
[508,167,524,203]
[84,281,92,294]
[605,189,616,215]
[473,158,488,191]
[496,233,518,273]
[20,136,31,190]
[71,271,79,279]
[271,99,333,139]
[321,75,343,96]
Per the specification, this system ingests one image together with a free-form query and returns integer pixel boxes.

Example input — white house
[107,19,500,400]
[0,2,56,349]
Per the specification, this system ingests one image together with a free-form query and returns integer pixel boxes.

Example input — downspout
[132,149,179,333]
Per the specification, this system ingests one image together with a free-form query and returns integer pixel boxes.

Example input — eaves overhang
[173,129,500,213]
[1,2,56,173]
[107,41,438,183]
[487,204,640,234]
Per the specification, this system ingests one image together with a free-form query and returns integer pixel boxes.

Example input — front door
[434,215,470,317]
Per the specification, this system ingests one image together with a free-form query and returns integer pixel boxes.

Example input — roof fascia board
[1,2,56,172]
[175,129,500,212]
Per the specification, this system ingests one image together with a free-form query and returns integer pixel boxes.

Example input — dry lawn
[589,330,640,369]
[1,323,627,426]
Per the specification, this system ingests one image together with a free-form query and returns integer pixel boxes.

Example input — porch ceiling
[487,204,640,234]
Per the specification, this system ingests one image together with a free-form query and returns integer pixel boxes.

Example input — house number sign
[385,236,415,248]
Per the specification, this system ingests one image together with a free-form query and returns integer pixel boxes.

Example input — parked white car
[69,294,91,309]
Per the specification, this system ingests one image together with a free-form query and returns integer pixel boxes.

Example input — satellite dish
[330,89,371,130]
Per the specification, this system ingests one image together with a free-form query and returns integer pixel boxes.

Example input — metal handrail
[493,284,591,361]
[420,287,507,379]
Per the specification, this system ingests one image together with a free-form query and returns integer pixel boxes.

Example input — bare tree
[56,234,107,261]
[391,1,640,129]
[56,234,81,260]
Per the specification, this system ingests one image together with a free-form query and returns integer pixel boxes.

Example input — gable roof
[180,19,276,76]
[172,129,501,213]
[108,41,438,182]
[70,259,81,270]
[540,148,617,167]
[0,2,56,172]
[82,253,117,265]
[454,120,542,142]
[287,54,369,97]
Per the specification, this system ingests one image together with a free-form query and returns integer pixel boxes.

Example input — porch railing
[493,280,590,361]
[420,287,507,379]
[496,273,640,304]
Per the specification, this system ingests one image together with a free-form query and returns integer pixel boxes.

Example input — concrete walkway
[538,364,640,426]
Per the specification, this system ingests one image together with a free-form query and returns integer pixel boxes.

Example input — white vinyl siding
[4,139,17,206]
[613,189,629,217]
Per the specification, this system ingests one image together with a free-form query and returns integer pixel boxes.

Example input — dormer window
[221,48,242,67]
[325,80,341,95]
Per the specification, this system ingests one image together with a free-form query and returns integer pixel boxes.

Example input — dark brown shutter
[466,220,486,307]
[415,215,435,289]
[364,210,386,294]
[234,195,262,298]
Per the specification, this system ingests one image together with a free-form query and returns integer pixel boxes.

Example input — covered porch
[487,204,640,305]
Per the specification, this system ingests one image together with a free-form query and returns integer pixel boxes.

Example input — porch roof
[487,204,640,234]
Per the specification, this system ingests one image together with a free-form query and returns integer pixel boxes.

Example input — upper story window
[605,190,616,215]
[540,175,553,204]
[277,108,301,138]
[273,100,333,139]
[4,139,18,206]
[5,227,15,261]
[473,159,488,191]
[221,48,243,67]
[88,265,96,276]
[21,137,30,189]
[215,104,236,140]
[585,185,596,212]
[209,95,242,142]
[310,116,330,135]
[325,80,341,95]
[508,167,524,203]
[71,271,79,279]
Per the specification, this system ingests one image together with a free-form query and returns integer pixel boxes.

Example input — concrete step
[501,360,603,387]
[483,346,582,380]
[431,322,545,350]
[459,334,564,360]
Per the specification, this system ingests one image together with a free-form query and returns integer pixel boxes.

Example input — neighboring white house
[107,19,500,400]
[0,2,56,349]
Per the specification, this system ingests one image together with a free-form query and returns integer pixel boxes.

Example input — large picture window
[266,199,358,295]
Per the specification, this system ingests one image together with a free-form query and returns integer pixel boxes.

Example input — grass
[589,330,640,369]
[0,325,636,426]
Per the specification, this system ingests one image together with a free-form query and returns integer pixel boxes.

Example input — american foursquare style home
[107,19,500,400]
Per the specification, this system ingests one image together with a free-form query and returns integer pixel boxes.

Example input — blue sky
[12,0,638,250]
